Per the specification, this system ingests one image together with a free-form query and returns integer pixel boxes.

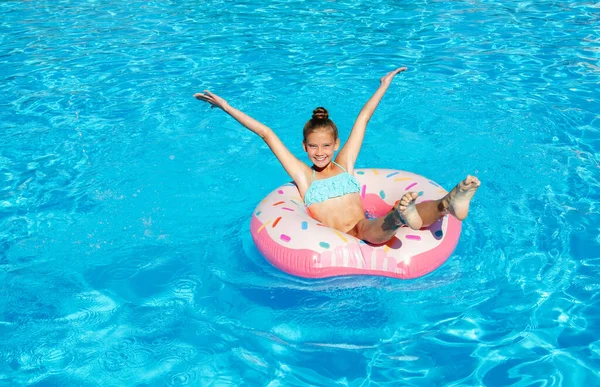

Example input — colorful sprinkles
[282,207,294,211]
[280,234,291,242]
[257,220,271,234]
[333,230,348,243]
[406,235,422,241]
[301,221,308,230]
[405,182,418,190]
[319,242,330,249]
[379,190,386,199]
[273,201,284,206]
[272,217,282,228]
[386,171,400,178]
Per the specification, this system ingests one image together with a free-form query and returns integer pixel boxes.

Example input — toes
[404,192,418,202]
[464,175,480,185]
[461,175,481,189]
[468,177,480,188]
[398,193,418,207]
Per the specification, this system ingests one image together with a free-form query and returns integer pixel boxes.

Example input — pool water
[1,0,599,385]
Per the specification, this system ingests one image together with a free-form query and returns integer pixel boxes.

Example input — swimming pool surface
[1,0,599,385]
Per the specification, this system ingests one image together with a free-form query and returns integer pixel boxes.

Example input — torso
[299,161,365,234]
[307,192,365,233]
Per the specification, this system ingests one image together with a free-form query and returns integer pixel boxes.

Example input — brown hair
[303,107,338,142]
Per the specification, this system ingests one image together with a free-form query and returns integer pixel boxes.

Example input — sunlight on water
[1,0,599,385]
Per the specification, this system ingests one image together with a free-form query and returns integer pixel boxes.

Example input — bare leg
[417,175,481,227]
[350,176,480,244]
[415,200,447,227]
[351,192,422,244]
[442,175,480,220]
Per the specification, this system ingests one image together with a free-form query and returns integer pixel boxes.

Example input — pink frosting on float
[250,214,461,280]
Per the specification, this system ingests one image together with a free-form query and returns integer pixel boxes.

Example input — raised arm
[194,90,311,186]
[336,67,407,171]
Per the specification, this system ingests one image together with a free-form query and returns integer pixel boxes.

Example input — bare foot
[395,192,423,230]
[443,175,480,220]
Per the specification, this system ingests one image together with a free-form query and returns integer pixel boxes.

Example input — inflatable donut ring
[250,169,461,279]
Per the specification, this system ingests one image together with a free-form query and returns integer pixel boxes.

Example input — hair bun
[312,107,329,120]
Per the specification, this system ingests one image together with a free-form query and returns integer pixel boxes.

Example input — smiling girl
[194,67,480,244]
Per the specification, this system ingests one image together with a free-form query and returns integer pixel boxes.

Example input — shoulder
[294,165,313,196]
[334,158,354,174]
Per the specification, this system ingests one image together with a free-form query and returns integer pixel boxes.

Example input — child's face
[303,129,340,168]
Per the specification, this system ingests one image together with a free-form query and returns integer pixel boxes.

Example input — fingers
[388,67,407,77]
[194,89,216,100]
[193,91,221,111]
[194,93,214,105]
[380,67,408,83]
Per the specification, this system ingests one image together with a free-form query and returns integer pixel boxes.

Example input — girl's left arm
[336,67,407,172]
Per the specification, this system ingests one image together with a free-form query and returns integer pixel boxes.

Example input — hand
[194,90,229,110]
[380,67,407,85]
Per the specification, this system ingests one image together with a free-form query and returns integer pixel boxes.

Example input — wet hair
[303,107,338,142]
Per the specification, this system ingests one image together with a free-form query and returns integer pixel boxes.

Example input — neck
[312,161,336,173]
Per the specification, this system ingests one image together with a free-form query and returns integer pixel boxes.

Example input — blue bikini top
[304,161,361,207]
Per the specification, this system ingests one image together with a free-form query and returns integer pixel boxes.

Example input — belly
[307,192,365,233]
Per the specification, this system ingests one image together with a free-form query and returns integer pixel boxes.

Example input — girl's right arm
[194,90,311,187]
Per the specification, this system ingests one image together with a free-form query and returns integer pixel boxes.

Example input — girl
[194,67,480,245]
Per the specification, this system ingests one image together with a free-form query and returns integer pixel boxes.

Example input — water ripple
[2,0,600,384]
[168,370,197,386]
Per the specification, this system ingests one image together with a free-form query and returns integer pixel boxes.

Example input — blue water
[1,0,599,385]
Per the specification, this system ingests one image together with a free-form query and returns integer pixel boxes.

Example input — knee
[366,234,392,245]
